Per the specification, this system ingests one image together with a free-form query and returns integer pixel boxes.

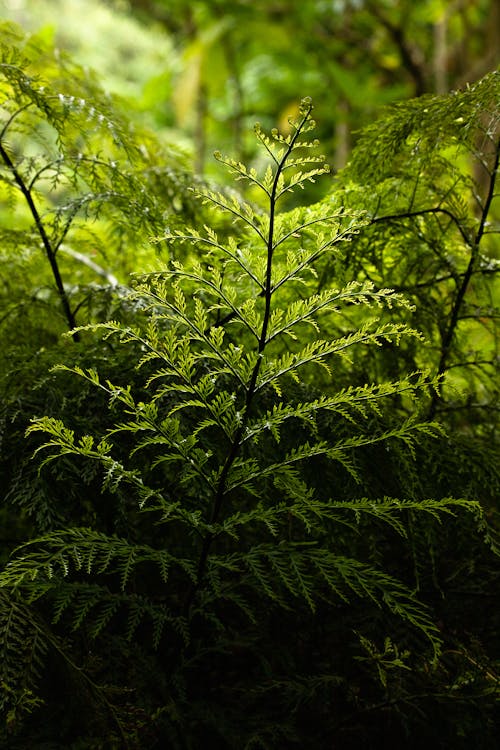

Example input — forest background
[0,1,499,748]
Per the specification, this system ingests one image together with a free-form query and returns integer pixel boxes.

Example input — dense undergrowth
[0,23,499,749]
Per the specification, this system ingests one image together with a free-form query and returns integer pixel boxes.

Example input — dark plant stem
[183,104,314,615]
[366,1,426,96]
[371,206,471,245]
[428,137,499,418]
[0,141,80,340]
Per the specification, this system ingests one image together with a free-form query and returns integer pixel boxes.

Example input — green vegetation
[0,10,499,750]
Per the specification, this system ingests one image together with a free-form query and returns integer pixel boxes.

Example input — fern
[339,70,500,425]
[5,111,454,567]
[1,87,498,747]
[0,21,194,346]
[0,590,48,729]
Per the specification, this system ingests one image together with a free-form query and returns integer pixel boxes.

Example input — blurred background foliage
[2,0,499,176]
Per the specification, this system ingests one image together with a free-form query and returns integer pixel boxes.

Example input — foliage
[0,20,197,557]
[338,71,500,431]
[111,0,500,171]
[5,0,498,175]
[0,19,193,337]
[0,20,499,750]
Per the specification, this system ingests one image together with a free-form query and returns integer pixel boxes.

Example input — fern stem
[184,103,314,615]
[429,136,499,417]
[0,141,80,340]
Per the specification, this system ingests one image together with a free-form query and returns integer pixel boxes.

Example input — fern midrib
[184,104,314,614]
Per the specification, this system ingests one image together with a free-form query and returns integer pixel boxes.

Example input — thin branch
[371,207,472,246]
[0,140,80,339]
[429,137,500,417]
[0,101,34,140]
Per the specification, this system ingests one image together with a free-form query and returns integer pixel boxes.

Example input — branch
[371,207,472,246]
[0,141,80,339]
[429,137,500,417]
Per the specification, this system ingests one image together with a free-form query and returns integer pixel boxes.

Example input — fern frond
[256,322,422,390]
[209,544,441,649]
[0,528,196,590]
[0,590,48,723]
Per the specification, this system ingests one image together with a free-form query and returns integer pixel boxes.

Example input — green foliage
[0,591,47,731]
[0,20,197,560]
[338,70,500,431]
[3,0,498,176]
[0,20,193,346]
[0,21,499,750]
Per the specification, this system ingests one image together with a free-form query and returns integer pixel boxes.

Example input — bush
[1,25,499,749]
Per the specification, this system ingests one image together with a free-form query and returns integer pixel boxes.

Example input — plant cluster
[0,23,499,750]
